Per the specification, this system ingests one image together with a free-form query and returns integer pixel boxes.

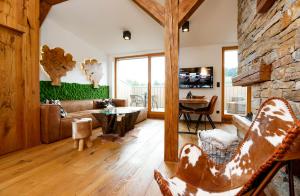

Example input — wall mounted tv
[179,67,214,89]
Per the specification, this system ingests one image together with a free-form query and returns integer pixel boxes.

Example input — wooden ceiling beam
[178,0,205,26]
[132,0,165,26]
[40,0,68,26]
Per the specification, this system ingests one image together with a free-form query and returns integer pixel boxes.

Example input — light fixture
[182,21,190,32]
[123,31,131,40]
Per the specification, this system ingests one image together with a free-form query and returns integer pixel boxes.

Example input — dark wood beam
[257,0,276,13]
[40,0,68,26]
[132,0,165,26]
[179,0,204,26]
[164,0,179,162]
[40,1,52,25]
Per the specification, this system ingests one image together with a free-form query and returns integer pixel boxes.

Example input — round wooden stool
[72,118,93,151]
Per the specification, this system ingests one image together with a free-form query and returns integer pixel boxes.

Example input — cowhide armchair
[155,98,300,195]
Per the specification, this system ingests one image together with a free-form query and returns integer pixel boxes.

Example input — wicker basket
[198,129,240,164]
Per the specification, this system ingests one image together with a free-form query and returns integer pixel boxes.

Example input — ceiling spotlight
[123,31,131,40]
[182,21,190,32]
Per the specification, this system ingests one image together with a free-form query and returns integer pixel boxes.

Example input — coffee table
[92,107,141,137]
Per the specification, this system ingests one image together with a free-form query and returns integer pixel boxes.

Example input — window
[222,47,250,120]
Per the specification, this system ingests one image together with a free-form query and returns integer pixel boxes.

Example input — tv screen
[179,67,214,89]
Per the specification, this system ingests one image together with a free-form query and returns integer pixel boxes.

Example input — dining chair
[194,96,218,131]
[179,103,194,132]
[130,95,144,107]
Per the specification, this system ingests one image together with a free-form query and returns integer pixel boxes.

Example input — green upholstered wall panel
[40,81,109,102]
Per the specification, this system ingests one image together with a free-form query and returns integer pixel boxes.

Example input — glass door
[116,57,148,110]
[149,56,165,117]
[222,47,250,120]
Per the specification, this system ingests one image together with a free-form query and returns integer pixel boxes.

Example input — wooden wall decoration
[40,45,76,86]
[81,59,103,88]
[132,0,205,162]
[0,0,40,155]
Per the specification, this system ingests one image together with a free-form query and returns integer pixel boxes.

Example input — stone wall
[238,0,300,118]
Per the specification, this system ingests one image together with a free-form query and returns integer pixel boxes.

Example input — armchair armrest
[40,104,61,143]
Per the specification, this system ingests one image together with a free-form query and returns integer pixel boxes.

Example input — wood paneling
[132,0,165,26]
[179,0,205,26]
[0,0,40,155]
[0,27,24,154]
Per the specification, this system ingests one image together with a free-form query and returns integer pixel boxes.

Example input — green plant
[40,81,109,102]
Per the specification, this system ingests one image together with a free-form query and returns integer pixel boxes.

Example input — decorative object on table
[81,59,103,88]
[198,129,239,164]
[40,45,76,86]
[72,118,93,151]
[186,91,192,99]
[154,98,300,196]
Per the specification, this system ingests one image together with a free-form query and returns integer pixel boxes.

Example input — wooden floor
[0,119,236,196]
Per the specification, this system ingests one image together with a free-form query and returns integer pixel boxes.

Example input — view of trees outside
[224,49,247,115]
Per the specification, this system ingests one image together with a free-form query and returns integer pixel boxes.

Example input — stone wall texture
[238,0,300,118]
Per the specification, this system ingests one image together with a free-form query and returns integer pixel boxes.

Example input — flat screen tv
[179,67,213,89]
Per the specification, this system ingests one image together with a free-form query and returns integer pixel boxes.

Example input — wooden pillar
[164,0,179,162]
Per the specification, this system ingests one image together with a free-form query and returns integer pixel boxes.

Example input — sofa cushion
[61,100,94,113]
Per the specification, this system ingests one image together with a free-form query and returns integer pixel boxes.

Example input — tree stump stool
[72,118,93,151]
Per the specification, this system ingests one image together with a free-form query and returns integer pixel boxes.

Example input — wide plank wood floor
[0,119,236,196]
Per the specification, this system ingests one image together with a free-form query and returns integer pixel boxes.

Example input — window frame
[114,52,165,119]
[221,46,251,121]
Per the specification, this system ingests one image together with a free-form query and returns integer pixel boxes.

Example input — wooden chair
[194,96,218,131]
[179,103,194,132]
[154,97,300,196]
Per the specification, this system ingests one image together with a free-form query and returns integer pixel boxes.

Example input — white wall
[179,45,227,122]
[40,18,108,85]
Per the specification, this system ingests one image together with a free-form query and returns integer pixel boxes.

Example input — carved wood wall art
[81,59,103,88]
[40,45,76,86]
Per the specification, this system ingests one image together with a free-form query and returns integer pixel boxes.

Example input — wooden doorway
[222,46,251,122]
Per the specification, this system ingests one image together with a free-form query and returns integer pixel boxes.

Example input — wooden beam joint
[132,0,165,26]
[179,0,205,27]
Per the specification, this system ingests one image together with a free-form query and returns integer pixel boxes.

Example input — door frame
[221,46,251,122]
[114,52,165,119]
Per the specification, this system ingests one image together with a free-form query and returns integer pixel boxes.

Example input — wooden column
[132,0,204,162]
[164,0,179,162]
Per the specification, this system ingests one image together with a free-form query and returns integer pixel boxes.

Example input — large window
[222,47,250,119]
[115,53,165,117]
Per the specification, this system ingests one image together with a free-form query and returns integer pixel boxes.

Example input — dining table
[179,97,209,134]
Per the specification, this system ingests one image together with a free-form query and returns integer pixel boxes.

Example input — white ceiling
[47,0,237,55]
